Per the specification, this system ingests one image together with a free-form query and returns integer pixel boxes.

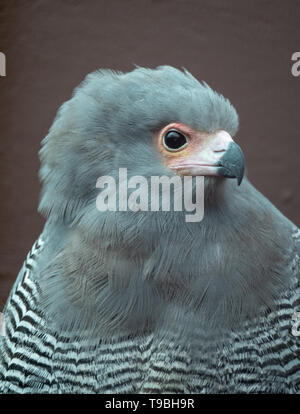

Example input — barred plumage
[0,230,299,394]
[1,66,300,394]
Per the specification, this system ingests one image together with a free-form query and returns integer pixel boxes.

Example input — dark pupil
[164,130,187,150]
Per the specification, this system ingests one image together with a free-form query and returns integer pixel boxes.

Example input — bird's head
[39,65,244,223]
[38,67,292,338]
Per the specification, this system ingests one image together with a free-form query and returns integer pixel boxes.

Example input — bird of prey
[0,66,299,393]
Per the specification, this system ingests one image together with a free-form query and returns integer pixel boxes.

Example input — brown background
[0,0,299,307]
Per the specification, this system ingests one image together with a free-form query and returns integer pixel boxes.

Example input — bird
[0,66,299,394]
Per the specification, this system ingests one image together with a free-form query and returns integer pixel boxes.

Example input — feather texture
[1,66,299,393]
[0,230,299,393]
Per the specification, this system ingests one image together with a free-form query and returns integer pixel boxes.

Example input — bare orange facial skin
[156,122,210,167]
[155,122,235,177]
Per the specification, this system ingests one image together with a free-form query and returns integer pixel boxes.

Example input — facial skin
[155,122,245,185]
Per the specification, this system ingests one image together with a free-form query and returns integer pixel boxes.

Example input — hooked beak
[216,141,245,186]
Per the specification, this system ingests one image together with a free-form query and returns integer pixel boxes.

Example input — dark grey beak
[216,142,245,186]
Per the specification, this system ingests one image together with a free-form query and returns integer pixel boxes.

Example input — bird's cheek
[164,144,220,177]
[159,140,206,170]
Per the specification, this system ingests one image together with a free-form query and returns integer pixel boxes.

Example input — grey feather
[0,66,299,393]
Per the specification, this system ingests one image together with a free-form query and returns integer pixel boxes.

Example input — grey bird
[0,66,299,393]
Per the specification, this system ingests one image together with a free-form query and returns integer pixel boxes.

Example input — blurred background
[0,0,299,306]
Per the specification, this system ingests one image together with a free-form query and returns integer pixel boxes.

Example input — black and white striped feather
[0,229,299,393]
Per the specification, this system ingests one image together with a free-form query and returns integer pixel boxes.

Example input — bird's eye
[163,130,188,151]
